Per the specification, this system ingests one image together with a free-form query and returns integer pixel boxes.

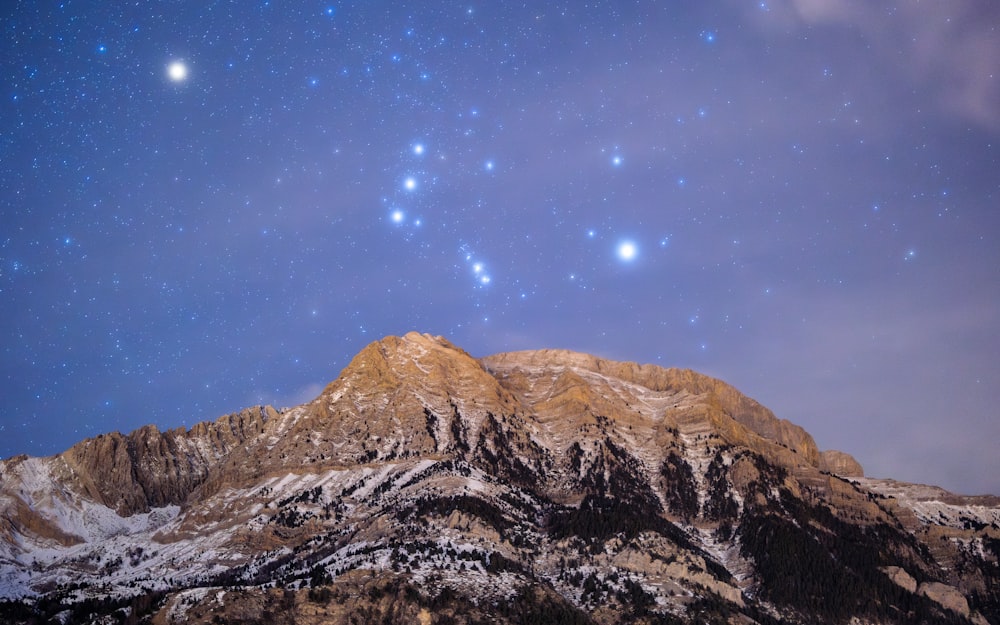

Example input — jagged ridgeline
[1,332,998,625]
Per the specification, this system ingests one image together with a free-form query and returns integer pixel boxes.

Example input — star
[3,0,998,500]
[617,240,638,262]
[167,61,188,82]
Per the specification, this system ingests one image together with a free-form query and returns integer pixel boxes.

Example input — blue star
[471,260,492,286]
[617,240,638,262]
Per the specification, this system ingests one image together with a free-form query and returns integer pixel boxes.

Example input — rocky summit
[1,332,998,625]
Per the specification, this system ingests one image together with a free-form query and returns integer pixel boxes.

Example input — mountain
[1,331,997,625]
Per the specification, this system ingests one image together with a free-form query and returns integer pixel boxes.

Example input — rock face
[1,332,998,625]
[918,582,973,618]
[58,405,279,517]
[819,449,865,477]
[882,566,919,593]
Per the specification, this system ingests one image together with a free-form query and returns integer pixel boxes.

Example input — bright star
[617,240,638,262]
[412,143,425,156]
[167,61,188,82]
[404,177,417,191]
[612,155,623,167]
[391,210,404,224]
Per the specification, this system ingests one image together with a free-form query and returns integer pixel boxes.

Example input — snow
[396,459,438,488]
[408,341,433,374]
[853,478,1000,529]
[11,348,993,618]
[0,460,426,599]
[328,384,348,403]
[1,457,180,546]
[676,415,715,513]
[264,405,306,449]
[166,587,215,622]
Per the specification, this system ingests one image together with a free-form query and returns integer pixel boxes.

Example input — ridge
[0,333,996,625]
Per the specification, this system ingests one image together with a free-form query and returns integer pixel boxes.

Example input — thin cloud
[736,0,1000,129]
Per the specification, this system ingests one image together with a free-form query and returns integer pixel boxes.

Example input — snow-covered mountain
[1,332,997,624]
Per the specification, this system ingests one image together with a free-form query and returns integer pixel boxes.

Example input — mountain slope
[1,332,997,625]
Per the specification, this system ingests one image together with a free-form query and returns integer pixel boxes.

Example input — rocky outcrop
[56,405,277,516]
[819,449,864,477]
[882,566,918,593]
[482,348,822,466]
[918,582,972,618]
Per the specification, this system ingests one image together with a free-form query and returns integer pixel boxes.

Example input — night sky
[2,2,998,495]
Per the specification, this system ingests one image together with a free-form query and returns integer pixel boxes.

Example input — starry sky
[2,1,999,495]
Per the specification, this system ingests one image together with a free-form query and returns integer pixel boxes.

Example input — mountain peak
[1,333,996,625]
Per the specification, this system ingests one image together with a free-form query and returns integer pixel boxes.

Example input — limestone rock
[918,581,971,618]
[819,449,864,477]
[55,405,277,516]
[482,348,822,466]
[881,566,917,593]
